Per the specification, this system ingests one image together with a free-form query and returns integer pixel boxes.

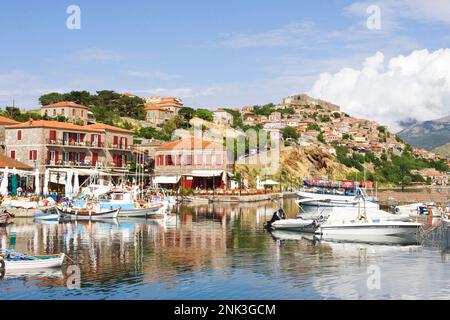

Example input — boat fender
[0,258,4,270]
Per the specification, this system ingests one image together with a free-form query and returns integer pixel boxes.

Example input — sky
[1,0,450,131]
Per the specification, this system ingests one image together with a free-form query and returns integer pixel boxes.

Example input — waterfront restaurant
[153,137,234,190]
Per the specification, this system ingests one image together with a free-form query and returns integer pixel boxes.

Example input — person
[16,186,23,196]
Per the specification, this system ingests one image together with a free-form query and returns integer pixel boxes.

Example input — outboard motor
[264,208,286,229]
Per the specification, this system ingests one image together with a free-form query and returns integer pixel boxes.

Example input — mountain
[397,115,450,150]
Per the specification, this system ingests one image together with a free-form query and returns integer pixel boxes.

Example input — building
[5,120,134,175]
[268,112,282,122]
[144,97,183,127]
[282,94,340,112]
[40,101,95,125]
[154,137,233,190]
[0,116,19,153]
[213,110,233,126]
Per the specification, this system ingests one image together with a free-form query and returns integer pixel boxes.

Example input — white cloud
[126,70,181,80]
[308,49,450,131]
[73,48,122,62]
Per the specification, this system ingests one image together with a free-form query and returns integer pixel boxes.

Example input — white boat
[315,207,421,244]
[2,253,66,270]
[393,202,443,218]
[297,188,379,209]
[271,218,317,233]
[56,206,119,220]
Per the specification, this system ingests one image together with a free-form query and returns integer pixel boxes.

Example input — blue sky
[1,1,450,129]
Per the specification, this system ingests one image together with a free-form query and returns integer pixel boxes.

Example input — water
[1,198,450,300]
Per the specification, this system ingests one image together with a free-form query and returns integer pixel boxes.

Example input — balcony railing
[46,139,105,148]
[107,143,133,151]
[46,159,130,169]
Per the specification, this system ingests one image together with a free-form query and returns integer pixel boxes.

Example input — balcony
[46,159,130,169]
[46,139,105,148]
[107,143,133,151]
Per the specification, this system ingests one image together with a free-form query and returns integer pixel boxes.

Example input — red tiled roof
[0,116,19,125]
[41,101,90,110]
[0,154,32,170]
[85,123,133,134]
[6,120,104,133]
[157,137,224,151]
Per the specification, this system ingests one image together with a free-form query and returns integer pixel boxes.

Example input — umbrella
[65,170,73,196]
[73,170,79,194]
[0,167,9,196]
[34,169,40,195]
[43,169,49,195]
[11,167,17,196]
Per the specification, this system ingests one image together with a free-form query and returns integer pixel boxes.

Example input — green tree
[194,109,213,122]
[281,127,300,140]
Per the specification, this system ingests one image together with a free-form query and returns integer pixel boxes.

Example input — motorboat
[315,207,421,244]
[297,187,379,209]
[393,202,443,218]
[264,205,421,244]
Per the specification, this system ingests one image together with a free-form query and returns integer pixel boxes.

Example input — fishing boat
[297,187,379,209]
[0,249,65,270]
[102,192,165,218]
[56,206,119,220]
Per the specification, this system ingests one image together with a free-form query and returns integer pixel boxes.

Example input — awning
[189,170,224,177]
[153,176,180,184]
[261,179,279,185]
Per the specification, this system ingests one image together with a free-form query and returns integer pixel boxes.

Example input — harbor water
[1,198,450,300]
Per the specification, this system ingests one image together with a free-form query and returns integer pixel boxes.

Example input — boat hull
[317,223,421,244]
[118,205,164,218]
[271,219,317,233]
[56,207,119,220]
[4,253,65,270]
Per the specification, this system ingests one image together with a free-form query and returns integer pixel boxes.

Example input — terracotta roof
[122,92,137,97]
[0,154,33,170]
[41,101,90,110]
[157,137,224,151]
[0,116,19,125]
[85,123,134,134]
[6,120,104,133]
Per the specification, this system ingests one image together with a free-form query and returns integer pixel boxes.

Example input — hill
[398,115,450,150]
[434,143,450,157]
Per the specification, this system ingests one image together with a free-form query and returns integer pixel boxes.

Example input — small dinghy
[0,249,65,270]
[56,206,119,220]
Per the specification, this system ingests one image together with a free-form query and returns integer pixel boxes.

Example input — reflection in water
[0,199,450,299]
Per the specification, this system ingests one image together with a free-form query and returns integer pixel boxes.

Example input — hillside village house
[144,96,183,127]
[0,116,19,153]
[4,119,134,191]
[40,101,95,125]
[213,110,233,126]
[154,137,233,190]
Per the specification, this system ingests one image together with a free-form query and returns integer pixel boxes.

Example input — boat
[297,187,379,209]
[96,191,166,218]
[393,202,443,218]
[0,249,65,270]
[264,205,421,244]
[56,206,119,220]
[315,207,421,244]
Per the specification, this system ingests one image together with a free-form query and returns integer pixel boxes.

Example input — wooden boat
[56,206,119,220]
[1,251,65,270]
[118,203,165,218]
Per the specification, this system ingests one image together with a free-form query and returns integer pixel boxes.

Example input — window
[216,154,222,165]
[196,154,202,165]
[49,130,56,142]
[17,130,22,140]
[29,150,37,161]
[10,150,15,159]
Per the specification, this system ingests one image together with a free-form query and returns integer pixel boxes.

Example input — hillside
[398,115,450,150]
[434,143,450,157]
[236,146,356,187]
